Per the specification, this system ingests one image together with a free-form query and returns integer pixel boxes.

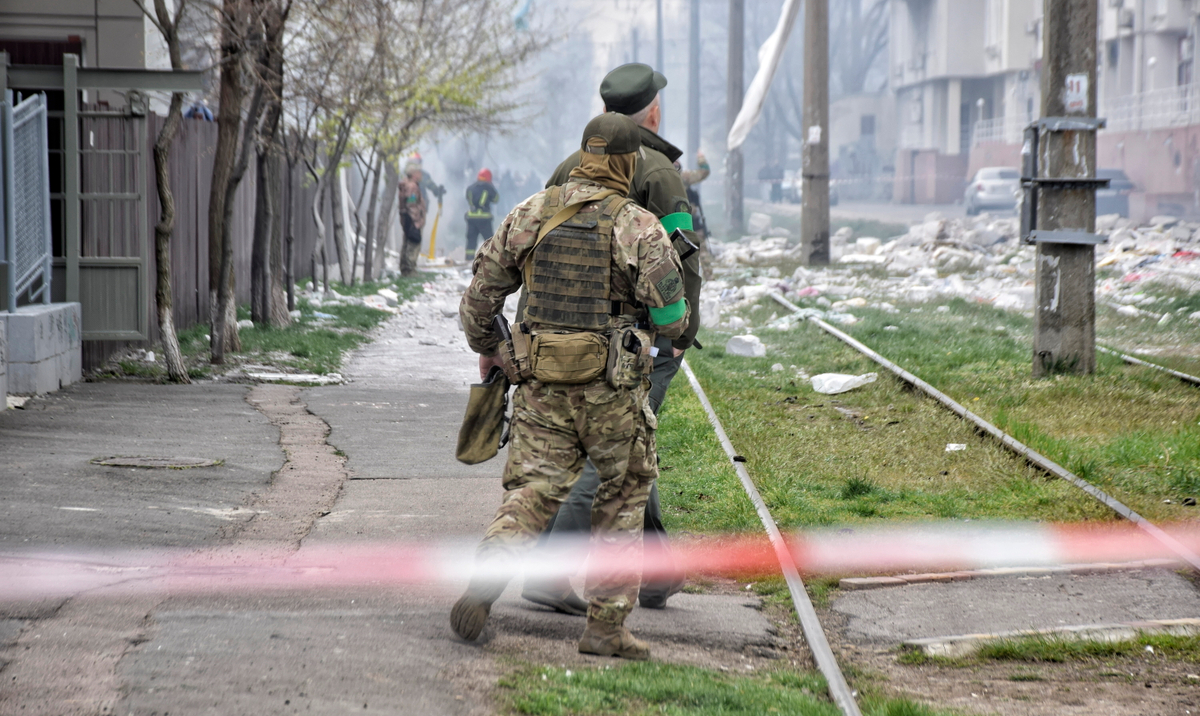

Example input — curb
[902,617,1200,659]
[838,558,1181,591]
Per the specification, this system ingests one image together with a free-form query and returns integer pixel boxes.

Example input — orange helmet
[477,168,492,182]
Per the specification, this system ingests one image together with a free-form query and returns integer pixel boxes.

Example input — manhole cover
[90,456,221,469]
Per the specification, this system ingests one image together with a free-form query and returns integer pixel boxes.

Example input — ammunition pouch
[606,325,656,390]
[456,366,511,465]
[497,324,534,384]
[529,331,608,384]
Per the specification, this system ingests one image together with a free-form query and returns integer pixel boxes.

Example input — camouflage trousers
[471,378,658,625]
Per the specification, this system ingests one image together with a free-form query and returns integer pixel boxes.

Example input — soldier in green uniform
[523,63,701,615]
[452,113,690,660]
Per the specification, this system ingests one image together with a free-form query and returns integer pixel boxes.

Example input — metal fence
[2,91,52,313]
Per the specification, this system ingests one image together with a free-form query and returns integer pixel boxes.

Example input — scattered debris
[726,334,767,357]
[945,444,968,452]
[245,371,345,385]
[811,372,878,395]
[701,211,1200,328]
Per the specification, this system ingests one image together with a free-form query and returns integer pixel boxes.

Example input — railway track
[680,291,1200,716]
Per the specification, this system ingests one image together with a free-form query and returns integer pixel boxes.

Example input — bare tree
[251,0,292,326]
[139,0,193,383]
[774,0,888,144]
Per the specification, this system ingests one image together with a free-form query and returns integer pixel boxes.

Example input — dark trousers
[532,334,683,601]
[466,218,492,253]
[400,213,422,276]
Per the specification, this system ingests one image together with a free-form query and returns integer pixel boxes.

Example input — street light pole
[801,0,830,264]
[1031,0,1099,376]
[726,0,744,234]
[688,0,701,162]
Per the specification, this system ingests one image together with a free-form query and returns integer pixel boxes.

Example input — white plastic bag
[810,372,877,395]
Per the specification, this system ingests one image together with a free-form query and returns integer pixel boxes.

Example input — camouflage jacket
[460,179,690,357]
[398,178,427,229]
[547,126,702,351]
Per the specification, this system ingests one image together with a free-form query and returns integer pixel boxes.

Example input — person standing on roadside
[465,168,499,259]
[452,113,690,660]
[522,62,703,616]
[398,162,426,276]
[679,152,712,280]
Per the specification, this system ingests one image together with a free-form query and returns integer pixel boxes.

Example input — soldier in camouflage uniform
[453,113,690,660]
[524,63,700,615]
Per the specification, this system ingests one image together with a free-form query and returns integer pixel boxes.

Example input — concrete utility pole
[726,0,745,234]
[688,0,700,162]
[801,0,830,264]
[1031,0,1099,376]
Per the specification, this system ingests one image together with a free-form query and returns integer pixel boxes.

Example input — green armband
[649,299,687,326]
[660,212,693,234]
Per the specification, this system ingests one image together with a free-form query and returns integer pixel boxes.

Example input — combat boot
[522,580,588,617]
[577,620,650,660]
[450,578,505,641]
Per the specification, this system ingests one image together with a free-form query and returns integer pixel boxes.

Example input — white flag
[726,0,802,152]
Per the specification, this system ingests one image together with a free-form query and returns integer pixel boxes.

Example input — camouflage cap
[580,113,642,155]
[600,63,667,115]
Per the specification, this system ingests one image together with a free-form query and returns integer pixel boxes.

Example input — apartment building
[890,0,1043,203]
[949,0,1200,217]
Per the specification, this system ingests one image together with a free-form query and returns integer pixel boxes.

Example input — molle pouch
[496,322,534,384]
[606,326,656,390]
[530,332,608,384]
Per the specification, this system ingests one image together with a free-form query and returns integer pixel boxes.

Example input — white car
[964,167,1020,215]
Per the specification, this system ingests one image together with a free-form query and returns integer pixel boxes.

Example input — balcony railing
[971,116,1025,147]
[1103,85,1200,132]
[971,85,1200,148]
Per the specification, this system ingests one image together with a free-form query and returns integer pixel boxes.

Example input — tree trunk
[330,164,351,284]
[362,153,382,282]
[284,145,296,311]
[150,0,191,384]
[153,99,191,383]
[217,83,264,354]
[268,148,290,325]
[374,160,399,278]
[208,0,246,364]
[310,177,328,290]
[251,144,273,323]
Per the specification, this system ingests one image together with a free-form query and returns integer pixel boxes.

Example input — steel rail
[1096,345,1200,387]
[768,291,1200,573]
[680,359,863,716]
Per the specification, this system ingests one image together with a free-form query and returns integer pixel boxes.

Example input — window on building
[860,115,876,137]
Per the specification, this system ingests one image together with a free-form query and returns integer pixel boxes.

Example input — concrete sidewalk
[0,274,781,715]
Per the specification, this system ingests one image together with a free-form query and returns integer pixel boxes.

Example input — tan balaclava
[568,112,642,194]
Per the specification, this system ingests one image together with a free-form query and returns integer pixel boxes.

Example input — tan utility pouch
[497,324,534,384]
[530,332,608,384]
[606,326,656,389]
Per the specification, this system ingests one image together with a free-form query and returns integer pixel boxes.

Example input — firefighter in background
[465,168,499,258]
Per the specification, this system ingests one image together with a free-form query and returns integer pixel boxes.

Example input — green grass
[499,662,956,716]
[900,632,1200,667]
[172,274,431,375]
[654,292,1200,530]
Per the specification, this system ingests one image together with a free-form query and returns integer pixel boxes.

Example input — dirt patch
[817,603,1200,714]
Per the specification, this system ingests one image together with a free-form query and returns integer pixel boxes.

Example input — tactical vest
[524,186,632,332]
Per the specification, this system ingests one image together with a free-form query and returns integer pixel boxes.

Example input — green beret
[580,113,642,155]
[600,63,667,115]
